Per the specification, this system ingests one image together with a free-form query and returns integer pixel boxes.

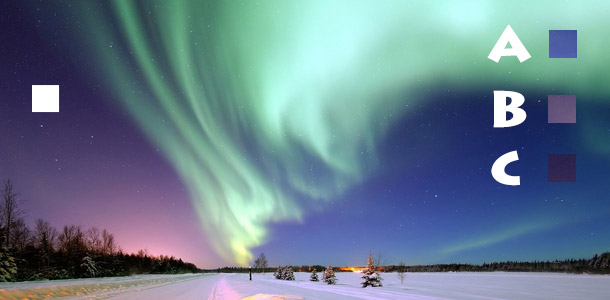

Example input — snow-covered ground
[0,271,608,300]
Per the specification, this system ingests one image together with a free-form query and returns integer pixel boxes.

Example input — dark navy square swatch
[548,154,576,182]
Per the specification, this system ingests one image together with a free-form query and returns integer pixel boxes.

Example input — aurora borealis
[1,0,610,268]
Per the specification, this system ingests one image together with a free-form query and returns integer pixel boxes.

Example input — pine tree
[310,268,319,282]
[0,244,17,282]
[40,232,49,261]
[322,264,337,285]
[282,266,295,281]
[80,255,98,278]
[361,253,382,287]
[274,265,283,279]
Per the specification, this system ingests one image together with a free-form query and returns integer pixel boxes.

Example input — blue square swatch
[549,30,577,58]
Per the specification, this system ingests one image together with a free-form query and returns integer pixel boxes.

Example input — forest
[386,253,610,274]
[0,180,199,282]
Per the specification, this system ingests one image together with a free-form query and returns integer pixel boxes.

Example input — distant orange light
[338,266,363,272]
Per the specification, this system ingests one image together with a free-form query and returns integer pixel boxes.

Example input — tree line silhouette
[1,180,198,281]
[386,254,610,274]
[211,254,610,275]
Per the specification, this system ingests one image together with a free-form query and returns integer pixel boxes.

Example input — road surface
[1,272,608,300]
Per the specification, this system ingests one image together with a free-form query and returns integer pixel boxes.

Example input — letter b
[494,90,527,128]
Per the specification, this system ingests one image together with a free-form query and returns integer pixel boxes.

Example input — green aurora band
[68,0,610,265]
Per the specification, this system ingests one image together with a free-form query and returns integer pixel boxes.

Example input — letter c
[491,150,520,186]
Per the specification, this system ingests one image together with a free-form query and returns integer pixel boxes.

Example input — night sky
[1,1,609,268]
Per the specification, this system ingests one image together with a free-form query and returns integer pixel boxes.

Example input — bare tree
[34,219,57,267]
[136,248,150,258]
[34,219,58,252]
[397,261,406,284]
[101,229,116,255]
[1,180,25,248]
[10,219,31,252]
[86,227,103,254]
[58,225,86,255]
[254,252,268,273]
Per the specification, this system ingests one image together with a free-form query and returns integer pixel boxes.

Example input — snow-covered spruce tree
[282,266,295,281]
[322,265,337,285]
[80,255,98,278]
[310,268,319,282]
[274,265,283,279]
[361,253,382,287]
[0,244,17,282]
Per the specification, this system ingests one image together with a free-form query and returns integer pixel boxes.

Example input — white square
[32,85,59,112]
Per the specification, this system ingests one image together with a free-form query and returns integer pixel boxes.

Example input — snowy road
[1,272,609,299]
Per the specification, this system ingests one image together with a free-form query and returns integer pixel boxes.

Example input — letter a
[488,25,531,63]
[492,151,520,186]
[493,90,527,128]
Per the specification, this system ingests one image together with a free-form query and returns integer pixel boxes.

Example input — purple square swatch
[548,95,576,123]
[549,30,577,58]
[548,154,576,182]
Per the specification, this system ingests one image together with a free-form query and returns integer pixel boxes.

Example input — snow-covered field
[0,272,608,300]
